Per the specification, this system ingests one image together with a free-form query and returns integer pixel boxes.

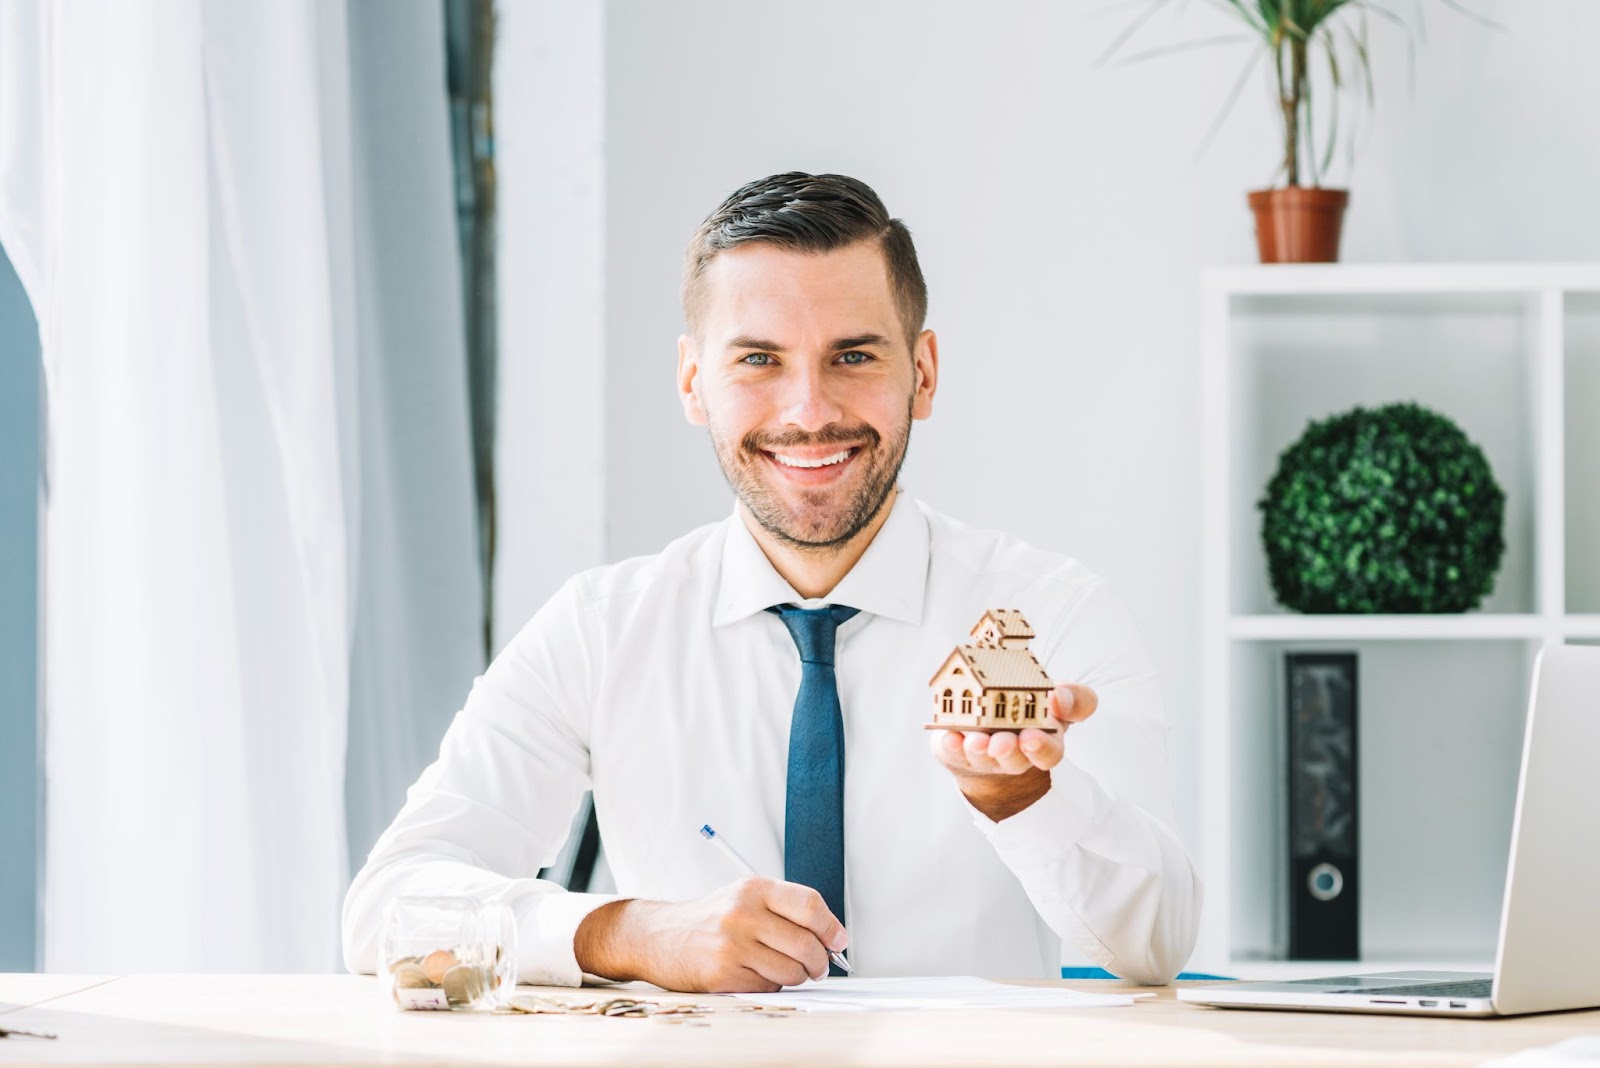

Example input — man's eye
[740,353,774,366]
[838,351,874,365]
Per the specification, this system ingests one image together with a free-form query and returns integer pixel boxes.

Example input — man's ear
[678,333,708,427]
[911,328,939,421]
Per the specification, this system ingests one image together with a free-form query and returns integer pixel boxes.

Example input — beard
[707,396,914,553]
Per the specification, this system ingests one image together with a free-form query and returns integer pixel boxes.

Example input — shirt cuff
[514,890,623,987]
[964,756,1103,853]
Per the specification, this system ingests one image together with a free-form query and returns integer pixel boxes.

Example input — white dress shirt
[343,492,1201,986]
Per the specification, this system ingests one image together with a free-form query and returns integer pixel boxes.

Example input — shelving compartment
[1225,292,1540,619]
[1225,638,1532,969]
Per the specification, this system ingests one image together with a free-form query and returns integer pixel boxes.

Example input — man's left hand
[927,683,1099,821]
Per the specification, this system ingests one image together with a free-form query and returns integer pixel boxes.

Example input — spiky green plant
[1100,1,1497,188]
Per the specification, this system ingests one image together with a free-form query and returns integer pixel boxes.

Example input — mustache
[743,424,881,455]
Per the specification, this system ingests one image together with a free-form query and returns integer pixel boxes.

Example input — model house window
[961,690,973,715]
[1025,692,1037,719]
[942,689,953,715]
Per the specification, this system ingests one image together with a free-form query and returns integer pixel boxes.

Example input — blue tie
[769,604,859,976]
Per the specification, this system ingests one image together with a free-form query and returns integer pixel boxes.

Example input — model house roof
[972,608,1034,641]
[928,644,1054,691]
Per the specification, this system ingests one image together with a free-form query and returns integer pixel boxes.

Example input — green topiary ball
[1259,402,1506,614]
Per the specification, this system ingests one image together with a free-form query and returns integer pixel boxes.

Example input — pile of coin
[496,994,720,1019]
[388,948,497,1009]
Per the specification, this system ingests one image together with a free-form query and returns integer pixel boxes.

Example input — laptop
[1180,643,1600,1018]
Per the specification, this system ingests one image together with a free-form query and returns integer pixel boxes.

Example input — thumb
[1050,682,1098,724]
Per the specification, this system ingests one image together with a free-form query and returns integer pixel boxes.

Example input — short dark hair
[681,172,928,349]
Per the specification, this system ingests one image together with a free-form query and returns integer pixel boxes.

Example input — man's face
[678,240,938,551]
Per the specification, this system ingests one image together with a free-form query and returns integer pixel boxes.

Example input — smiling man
[343,173,1201,992]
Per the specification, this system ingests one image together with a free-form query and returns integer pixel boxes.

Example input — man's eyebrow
[829,333,894,350]
[725,333,894,352]
[725,335,787,352]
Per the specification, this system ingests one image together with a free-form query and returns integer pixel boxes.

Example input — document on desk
[729,976,1149,1012]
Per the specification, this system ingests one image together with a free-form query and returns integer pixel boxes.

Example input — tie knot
[769,604,859,665]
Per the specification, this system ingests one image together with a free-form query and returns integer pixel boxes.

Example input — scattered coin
[503,994,574,1014]
[727,1003,797,1013]
[496,994,717,1019]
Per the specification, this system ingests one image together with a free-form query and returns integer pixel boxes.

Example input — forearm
[573,898,646,981]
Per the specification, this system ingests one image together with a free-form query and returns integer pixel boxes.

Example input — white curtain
[0,0,481,971]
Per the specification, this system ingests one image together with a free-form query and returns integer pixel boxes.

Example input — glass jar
[379,895,516,1011]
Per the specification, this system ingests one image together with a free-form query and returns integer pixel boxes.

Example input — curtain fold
[0,0,481,971]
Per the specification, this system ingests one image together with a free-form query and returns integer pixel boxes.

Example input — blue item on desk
[1062,968,1231,982]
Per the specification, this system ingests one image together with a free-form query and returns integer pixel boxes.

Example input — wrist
[573,898,646,981]
[958,766,1050,822]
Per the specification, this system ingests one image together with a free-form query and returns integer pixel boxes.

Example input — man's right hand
[572,878,849,992]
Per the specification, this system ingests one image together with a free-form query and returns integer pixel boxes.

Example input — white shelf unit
[1197,263,1600,980]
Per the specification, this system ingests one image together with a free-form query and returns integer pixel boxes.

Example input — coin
[394,964,434,989]
[504,994,567,1014]
[441,964,485,1007]
[421,949,459,984]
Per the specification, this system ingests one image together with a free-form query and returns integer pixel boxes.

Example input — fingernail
[829,930,849,952]
[1022,739,1040,752]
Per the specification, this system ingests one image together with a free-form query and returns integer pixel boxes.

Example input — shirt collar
[712,490,929,627]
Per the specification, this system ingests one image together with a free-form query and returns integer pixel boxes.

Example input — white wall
[503,0,1600,859]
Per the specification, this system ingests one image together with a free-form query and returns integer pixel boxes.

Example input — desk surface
[1,973,1595,1067]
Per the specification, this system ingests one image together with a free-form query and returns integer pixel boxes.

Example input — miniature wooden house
[925,609,1060,733]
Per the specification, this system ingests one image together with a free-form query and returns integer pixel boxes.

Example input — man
[343,172,1200,992]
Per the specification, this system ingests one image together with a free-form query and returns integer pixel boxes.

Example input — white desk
[3,973,1597,1066]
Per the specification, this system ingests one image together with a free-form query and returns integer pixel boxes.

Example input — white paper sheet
[728,976,1147,1012]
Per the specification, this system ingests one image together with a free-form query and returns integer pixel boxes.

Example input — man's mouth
[764,447,860,469]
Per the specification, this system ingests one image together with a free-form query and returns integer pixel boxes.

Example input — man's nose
[777,363,845,432]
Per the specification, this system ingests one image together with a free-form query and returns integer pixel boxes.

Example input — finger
[961,730,1001,773]
[762,881,848,953]
[1017,726,1064,770]
[929,728,967,769]
[1050,683,1099,725]
[752,915,831,982]
[743,939,816,989]
[983,731,1034,775]
[716,967,781,995]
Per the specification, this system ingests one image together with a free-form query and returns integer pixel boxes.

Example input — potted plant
[1102,1,1494,263]
[1259,402,1506,613]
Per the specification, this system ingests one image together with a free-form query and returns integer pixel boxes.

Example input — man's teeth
[772,448,853,469]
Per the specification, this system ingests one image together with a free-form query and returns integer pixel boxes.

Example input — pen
[698,823,852,975]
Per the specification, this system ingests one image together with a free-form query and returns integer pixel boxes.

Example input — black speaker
[1286,652,1359,960]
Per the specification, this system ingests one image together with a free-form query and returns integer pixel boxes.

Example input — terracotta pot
[1247,186,1349,263]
